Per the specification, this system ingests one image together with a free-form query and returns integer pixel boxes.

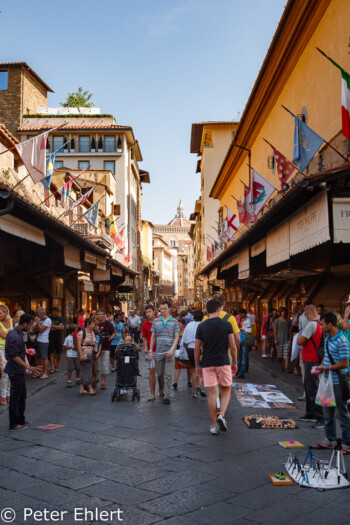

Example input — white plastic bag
[316,370,336,407]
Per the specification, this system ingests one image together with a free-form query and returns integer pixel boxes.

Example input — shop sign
[332,197,350,243]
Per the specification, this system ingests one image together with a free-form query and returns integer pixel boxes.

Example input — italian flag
[318,49,350,140]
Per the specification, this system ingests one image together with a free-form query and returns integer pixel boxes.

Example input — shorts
[36,342,49,359]
[110,344,119,359]
[202,365,232,388]
[187,347,195,368]
[276,343,290,359]
[99,350,111,375]
[146,354,155,369]
[49,339,63,355]
[92,355,99,376]
[67,357,80,372]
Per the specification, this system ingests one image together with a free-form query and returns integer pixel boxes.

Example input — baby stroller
[111,343,140,402]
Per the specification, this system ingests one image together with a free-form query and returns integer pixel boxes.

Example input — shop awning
[238,247,249,279]
[266,219,289,267]
[251,238,266,257]
[289,190,330,256]
[93,269,110,281]
[332,197,350,243]
[81,280,94,292]
[84,252,97,265]
[0,214,45,246]
[96,256,106,270]
[221,255,238,272]
[64,245,81,269]
[111,266,123,277]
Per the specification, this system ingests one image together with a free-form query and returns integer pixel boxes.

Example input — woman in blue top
[110,313,125,370]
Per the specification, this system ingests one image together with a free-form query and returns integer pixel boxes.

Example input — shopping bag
[316,371,336,407]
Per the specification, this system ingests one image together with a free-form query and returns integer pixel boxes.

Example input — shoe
[147,396,156,402]
[172,383,177,390]
[192,392,198,398]
[210,425,219,435]
[236,374,244,379]
[162,398,170,405]
[66,381,73,388]
[217,414,228,432]
[262,354,269,358]
[312,421,325,429]
[159,392,164,397]
[188,382,192,388]
[297,394,306,401]
[197,385,207,397]
[298,415,317,422]
[75,379,80,385]
[111,368,115,372]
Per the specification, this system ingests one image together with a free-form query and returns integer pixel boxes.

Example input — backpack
[310,320,324,361]
[73,327,86,350]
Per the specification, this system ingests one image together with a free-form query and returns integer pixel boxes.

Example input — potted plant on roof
[63,137,68,153]
[91,137,96,152]
[98,137,103,152]
[71,138,75,152]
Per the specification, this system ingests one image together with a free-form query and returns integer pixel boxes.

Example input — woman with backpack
[76,317,97,395]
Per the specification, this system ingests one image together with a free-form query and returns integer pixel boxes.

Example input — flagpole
[230,194,238,202]
[0,124,68,158]
[70,195,105,227]
[11,173,31,190]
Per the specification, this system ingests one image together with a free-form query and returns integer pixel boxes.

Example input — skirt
[99,350,111,375]
[80,359,93,387]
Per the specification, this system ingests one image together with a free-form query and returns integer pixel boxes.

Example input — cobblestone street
[1,352,350,525]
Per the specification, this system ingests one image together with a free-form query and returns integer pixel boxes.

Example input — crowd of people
[1,296,350,449]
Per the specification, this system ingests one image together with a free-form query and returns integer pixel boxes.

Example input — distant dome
[168,199,191,227]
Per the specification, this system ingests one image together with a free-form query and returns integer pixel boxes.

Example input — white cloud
[143,4,197,39]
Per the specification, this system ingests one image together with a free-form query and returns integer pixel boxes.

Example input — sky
[0,0,286,224]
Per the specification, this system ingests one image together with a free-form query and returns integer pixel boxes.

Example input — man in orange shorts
[195,298,238,434]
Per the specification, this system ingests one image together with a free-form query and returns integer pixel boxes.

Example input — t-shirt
[49,315,64,342]
[142,319,155,349]
[301,320,322,362]
[323,332,350,385]
[151,316,180,354]
[203,311,240,335]
[128,315,141,329]
[298,312,310,332]
[98,320,115,351]
[241,317,252,333]
[195,317,233,368]
[4,326,26,375]
[273,318,292,344]
[64,334,77,358]
[111,322,125,345]
[182,321,202,349]
[37,317,52,343]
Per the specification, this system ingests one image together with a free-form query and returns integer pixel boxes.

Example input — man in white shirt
[36,307,52,379]
[127,310,141,343]
[182,310,207,398]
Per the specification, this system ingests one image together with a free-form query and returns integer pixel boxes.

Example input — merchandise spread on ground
[232,382,297,408]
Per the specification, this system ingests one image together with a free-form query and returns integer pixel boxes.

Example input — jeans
[8,374,27,429]
[129,327,139,344]
[304,361,324,422]
[238,345,248,376]
[154,353,175,400]
[323,383,350,445]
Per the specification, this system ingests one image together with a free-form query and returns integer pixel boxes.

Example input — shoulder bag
[325,340,350,402]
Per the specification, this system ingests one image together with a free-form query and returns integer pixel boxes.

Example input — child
[64,326,80,387]
[92,322,102,389]
[120,335,142,352]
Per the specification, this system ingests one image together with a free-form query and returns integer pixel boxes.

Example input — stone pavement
[0,353,350,525]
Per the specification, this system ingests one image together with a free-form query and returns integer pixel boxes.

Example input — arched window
[170,238,176,247]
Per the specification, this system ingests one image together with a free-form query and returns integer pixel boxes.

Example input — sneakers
[297,394,306,401]
[312,421,325,429]
[188,382,192,388]
[197,385,207,397]
[172,383,177,390]
[192,392,198,399]
[217,414,228,432]
[75,379,80,385]
[262,354,269,358]
[162,398,170,405]
[298,415,317,422]
[210,425,219,435]
[66,381,73,388]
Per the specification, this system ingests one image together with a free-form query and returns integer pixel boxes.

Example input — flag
[206,246,212,262]
[42,141,69,190]
[292,113,324,173]
[15,130,50,184]
[66,186,95,212]
[220,218,229,243]
[239,184,255,224]
[82,197,103,229]
[249,170,275,216]
[265,140,295,189]
[237,198,244,223]
[58,170,89,207]
[112,227,125,253]
[317,50,350,139]
[225,208,240,240]
[124,254,130,264]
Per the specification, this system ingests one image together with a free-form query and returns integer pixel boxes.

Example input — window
[53,136,64,151]
[170,238,176,247]
[203,131,213,147]
[78,161,90,170]
[79,137,90,152]
[54,161,63,169]
[0,71,8,90]
[105,136,115,152]
[104,161,115,175]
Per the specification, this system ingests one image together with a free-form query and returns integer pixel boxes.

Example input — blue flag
[42,141,69,190]
[83,197,103,229]
[292,115,324,173]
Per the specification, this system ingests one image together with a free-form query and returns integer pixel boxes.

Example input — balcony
[72,222,114,251]
[46,139,123,155]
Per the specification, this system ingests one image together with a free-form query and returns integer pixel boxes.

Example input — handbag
[241,331,255,348]
[325,340,350,402]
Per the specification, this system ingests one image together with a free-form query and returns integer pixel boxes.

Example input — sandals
[10,425,27,431]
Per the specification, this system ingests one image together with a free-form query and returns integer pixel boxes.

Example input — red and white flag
[225,208,240,240]
[265,140,295,190]
[65,186,95,214]
[112,227,125,253]
[58,169,87,206]
[206,246,212,261]
[124,254,130,264]
[15,131,50,184]
[248,170,275,216]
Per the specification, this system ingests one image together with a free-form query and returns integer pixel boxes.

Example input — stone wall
[0,64,23,136]
[22,69,47,116]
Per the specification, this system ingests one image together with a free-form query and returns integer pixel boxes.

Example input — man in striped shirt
[317,311,350,451]
[149,301,180,405]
